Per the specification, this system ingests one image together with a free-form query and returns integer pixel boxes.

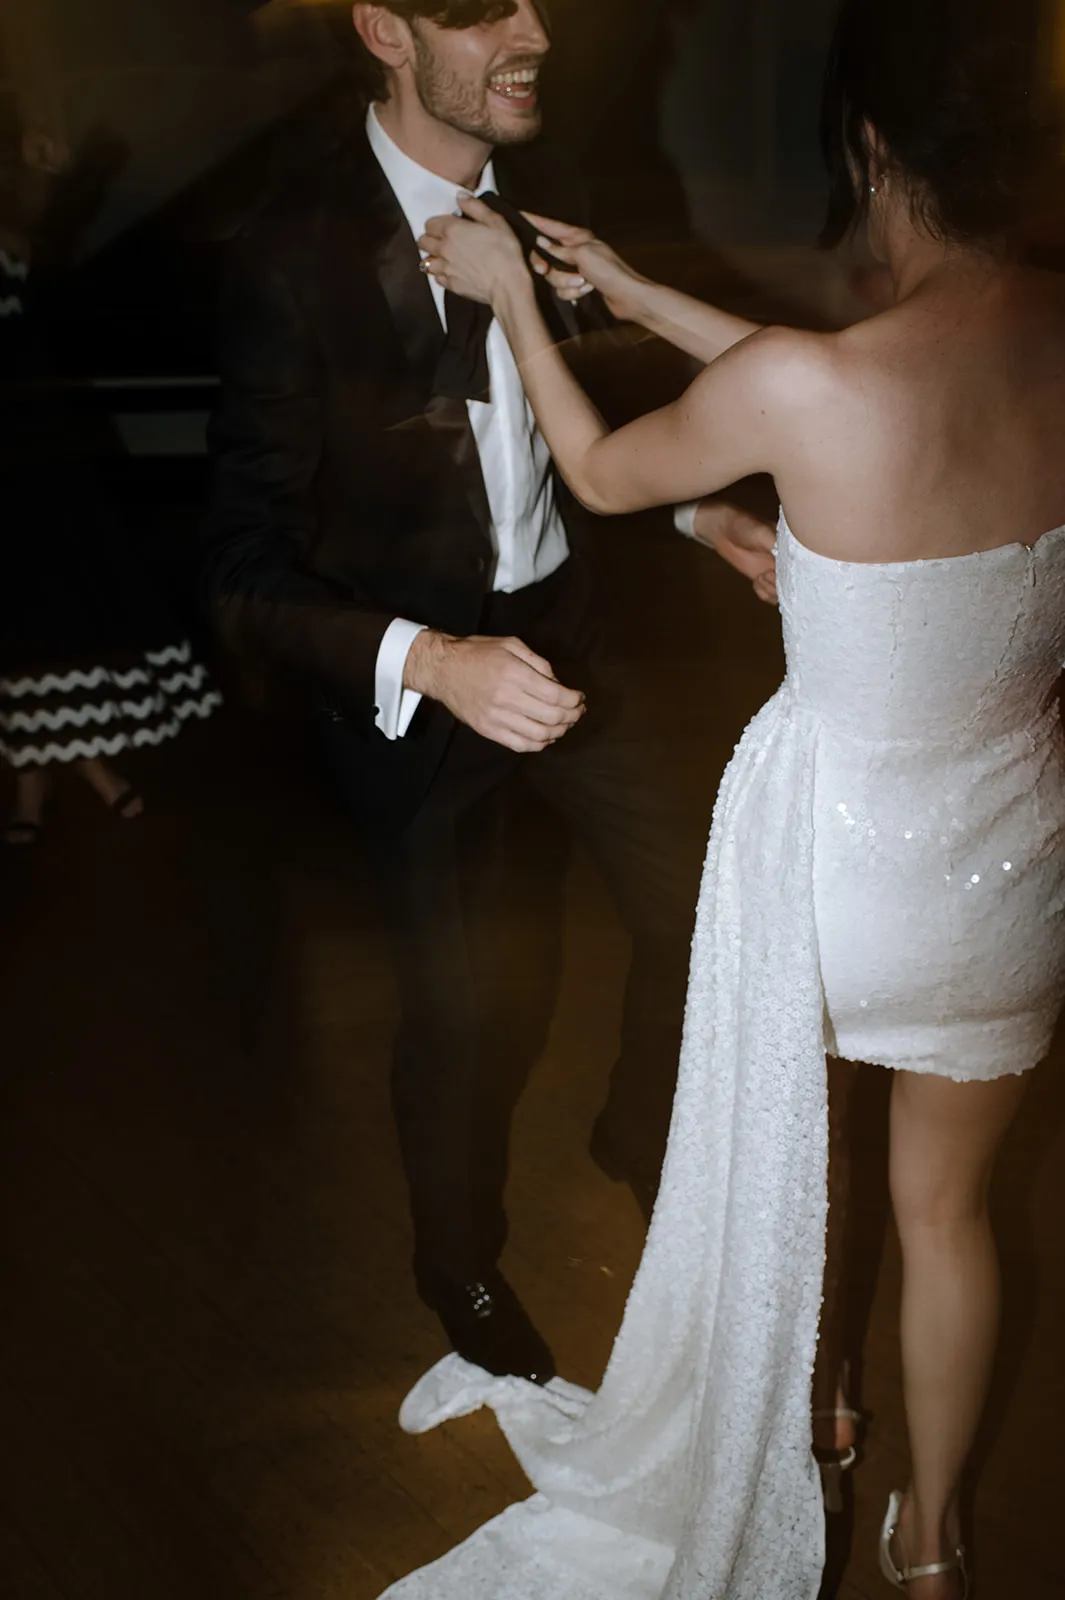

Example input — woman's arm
[498,277,782,513]
[522,212,763,365]
[629,280,763,365]
[420,198,806,517]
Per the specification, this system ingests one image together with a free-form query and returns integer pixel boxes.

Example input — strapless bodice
[778,514,1065,746]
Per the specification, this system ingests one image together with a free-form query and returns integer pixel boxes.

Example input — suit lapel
[351,129,495,550]
[352,132,446,386]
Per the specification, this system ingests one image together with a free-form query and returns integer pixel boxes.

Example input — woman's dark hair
[327,1,522,101]
[819,0,1064,251]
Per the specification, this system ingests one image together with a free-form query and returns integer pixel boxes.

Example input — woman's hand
[521,212,650,323]
[419,195,530,308]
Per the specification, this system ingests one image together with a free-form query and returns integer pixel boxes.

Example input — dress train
[379,691,829,1600]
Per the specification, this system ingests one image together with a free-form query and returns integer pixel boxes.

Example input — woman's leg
[75,757,143,817]
[888,1067,1029,1596]
[3,762,50,843]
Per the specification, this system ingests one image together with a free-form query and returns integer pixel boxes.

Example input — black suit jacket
[203,121,602,820]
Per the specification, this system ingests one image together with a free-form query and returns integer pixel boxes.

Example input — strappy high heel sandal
[879,1490,970,1596]
[812,1401,863,1514]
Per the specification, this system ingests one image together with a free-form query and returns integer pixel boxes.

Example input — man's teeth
[490,69,538,92]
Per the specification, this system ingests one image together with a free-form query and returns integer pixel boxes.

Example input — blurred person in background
[204,0,773,1389]
[390,0,1065,1594]
[0,111,221,846]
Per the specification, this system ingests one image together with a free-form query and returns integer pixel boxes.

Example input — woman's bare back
[773,264,1065,564]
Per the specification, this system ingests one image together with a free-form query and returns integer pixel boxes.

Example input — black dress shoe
[588,1121,658,1225]
[419,1268,556,1385]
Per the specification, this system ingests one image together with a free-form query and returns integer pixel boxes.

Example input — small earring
[869,183,877,195]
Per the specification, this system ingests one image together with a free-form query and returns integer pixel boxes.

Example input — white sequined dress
[377,512,1065,1600]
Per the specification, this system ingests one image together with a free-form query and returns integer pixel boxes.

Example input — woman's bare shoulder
[709,322,844,401]
[698,324,859,445]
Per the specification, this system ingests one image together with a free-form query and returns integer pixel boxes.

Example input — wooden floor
[3,523,1064,1600]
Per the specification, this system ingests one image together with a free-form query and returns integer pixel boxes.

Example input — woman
[380,2,1065,1596]
[0,119,221,844]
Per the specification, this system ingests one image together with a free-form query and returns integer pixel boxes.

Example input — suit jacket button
[471,554,486,573]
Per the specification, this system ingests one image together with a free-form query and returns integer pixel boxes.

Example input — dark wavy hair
[818,0,1063,251]
[327,1,526,101]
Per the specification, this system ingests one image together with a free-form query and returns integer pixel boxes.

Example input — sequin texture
[790,517,1065,1079]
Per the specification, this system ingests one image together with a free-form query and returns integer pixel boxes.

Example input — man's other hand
[691,497,778,606]
[404,631,585,753]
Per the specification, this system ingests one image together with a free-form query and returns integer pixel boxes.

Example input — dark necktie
[432,192,566,405]
[435,286,494,404]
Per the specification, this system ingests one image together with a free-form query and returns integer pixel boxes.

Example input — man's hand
[419,196,529,309]
[405,631,585,754]
[691,497,779,606]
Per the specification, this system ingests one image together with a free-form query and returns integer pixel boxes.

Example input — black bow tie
[432,191,551,405]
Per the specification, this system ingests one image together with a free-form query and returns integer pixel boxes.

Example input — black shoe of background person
[419,1269,556,1385]
[588,1119,659,1226]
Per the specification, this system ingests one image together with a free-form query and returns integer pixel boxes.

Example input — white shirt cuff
[375,618,428,740]
[673,500,699,538]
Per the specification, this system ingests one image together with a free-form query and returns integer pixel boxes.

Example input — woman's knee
[888,1070,1024,1239]
[890,1162,991,1243]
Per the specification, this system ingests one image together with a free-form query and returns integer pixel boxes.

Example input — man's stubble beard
[411,35,542,148]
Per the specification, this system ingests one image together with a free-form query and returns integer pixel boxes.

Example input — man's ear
[352,4,414,74]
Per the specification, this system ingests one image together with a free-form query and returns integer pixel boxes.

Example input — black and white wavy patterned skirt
[0,640,222,768]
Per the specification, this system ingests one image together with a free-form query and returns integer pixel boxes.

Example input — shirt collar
[366,103,496,242]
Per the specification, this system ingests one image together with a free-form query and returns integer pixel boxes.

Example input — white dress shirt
[673,501,699,538]
[366,105,570,740]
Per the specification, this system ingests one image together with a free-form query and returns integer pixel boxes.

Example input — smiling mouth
[487,66,539,105]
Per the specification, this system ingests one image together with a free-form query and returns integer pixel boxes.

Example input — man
[203,0,765,1384]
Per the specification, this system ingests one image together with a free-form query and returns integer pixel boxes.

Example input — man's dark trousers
[320,550,700,1287]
